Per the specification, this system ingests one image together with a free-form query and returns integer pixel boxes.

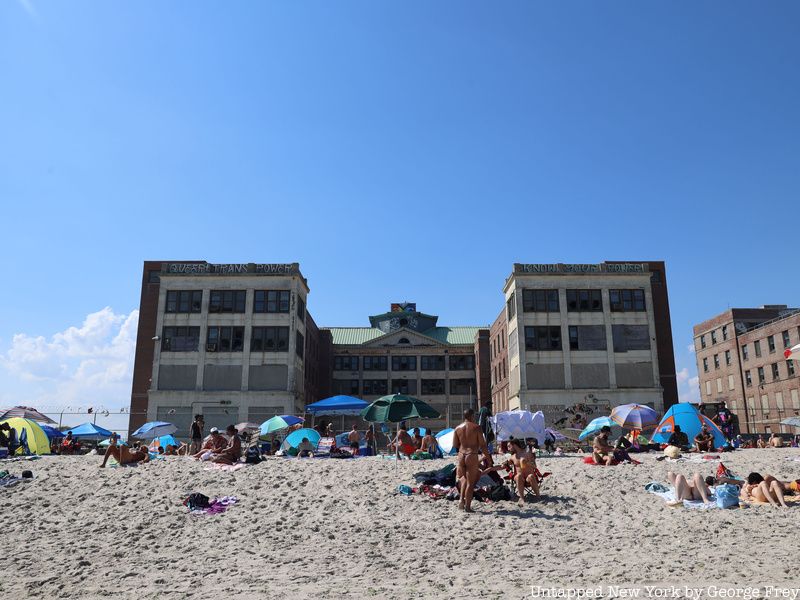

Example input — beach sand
[2,448,799,599]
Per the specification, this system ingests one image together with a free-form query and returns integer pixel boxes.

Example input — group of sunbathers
[667,469,800,508]
[390,426,440,458]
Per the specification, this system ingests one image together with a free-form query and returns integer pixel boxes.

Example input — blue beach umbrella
[39,425,66,439]
[260,415,304,437]
[132,421,177,439]
[578,416,617,441]
[284,428,321,450]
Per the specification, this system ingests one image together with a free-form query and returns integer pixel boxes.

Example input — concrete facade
[495,262,677,425]
[693,306,800,434]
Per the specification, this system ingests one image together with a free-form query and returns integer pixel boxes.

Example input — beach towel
[188,496,238,516]
[645,481,718,510]
[203,462,245,472]
[583,456,640,466]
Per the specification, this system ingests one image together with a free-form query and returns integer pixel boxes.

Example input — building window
[568,325,607,351]
[741,344,748,361]
[728,375,735,391]
[705,381,711,395]
[420,356,445,371]
[700,335,706,349]
[522,289,559,312]
[716,378,723,393]
[362,379,388,395]
[609,289,646,312]
[788,360,796,377]
[771,363,780,381]
[209,290,246,313]
[333,379,359,395]
[449,355,475,370]
[768,335,776,354]
[566,289,602,312]
[525,326,562,351]
[754,340,762,357]
[745,370,752,386]
[450,378,475,395]
[166,290,203,313]
[391,356,416,371]
[251,327,289,352]
[783,330,791,348]
[398,338,410,344]
[363,356,387,371]
[297,296,305,322]
[333,356,360,371]
[724,350,731,366]
[713,354,720,370]
[161,326,200,351]
[702,358,709,373]
[722,325,728,341]
[776,391,784,411]
[506,292,516,320]
[206,326,244,352]
[148,270,161,284]
[757,367,765,384]
[710,330,718,345]
[253,290,290,313]
[296,331,304,358]
[391,379,417,395]
[421,379,445,395]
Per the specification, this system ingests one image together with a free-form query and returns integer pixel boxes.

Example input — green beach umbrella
[360,394,440,423]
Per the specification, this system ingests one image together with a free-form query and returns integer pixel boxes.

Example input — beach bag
[716,484,739,509]
[489,484,511,502]
[245,447,261,464]
[183,493,210,510]
[664,445,681,459]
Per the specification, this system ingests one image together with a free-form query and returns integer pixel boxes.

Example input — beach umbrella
[0,417,51,454]
[259,415,304,437]
[98,437,126,448]
[781,416,800,428]
[69,422,114,440]
[39,424,66,440]
[283,427,322,450]
[360,394,440,423]
[784,344,800,362]
[235,422,260,433]
[610,404,660,430]
[578,416,617,441]
[0,406,57,425]
[435,428,456,454]
[132,421,177,439]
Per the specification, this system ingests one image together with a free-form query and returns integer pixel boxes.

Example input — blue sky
[1,1,798,426]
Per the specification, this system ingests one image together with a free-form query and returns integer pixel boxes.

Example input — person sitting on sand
[100,441,149,467]
[390,426,415,456]
[667,425,690,451]
[452,408,491,513]
[740,472,799,508]
[768,432,783,448]
[419,430,438,456]
[297,437,315,457]
[507,438,541,505]
[694,426,715,452]
[667,471,713,503]
[191,427,228,459]
[413,431,423,450]
[347,426,361,456]
[0,423,11,449]
[210,425,242,464]
[592,426,615,466]
[756,435,767,449]
[61,431,80,455]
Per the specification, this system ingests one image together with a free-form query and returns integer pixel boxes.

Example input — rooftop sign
[514,263,649,274]
[163,263,299,275]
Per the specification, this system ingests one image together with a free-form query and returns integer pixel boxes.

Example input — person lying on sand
[592,426,615,466]
[100,444,149,467]
[452,409,490,513]
[741,472,799,508]
[191,428,228,460]
[506,438,541,505]
[667,471,713,503]
[210,425,242,465]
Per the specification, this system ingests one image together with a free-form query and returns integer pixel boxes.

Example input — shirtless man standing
[452,409,490,513]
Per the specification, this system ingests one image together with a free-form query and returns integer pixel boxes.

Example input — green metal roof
[325,326,482,346]
[326,328,385,345]
[421,327,482,345]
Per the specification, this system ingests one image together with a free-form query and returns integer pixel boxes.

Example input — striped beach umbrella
[0,406,57,425]
[610,404,660,430]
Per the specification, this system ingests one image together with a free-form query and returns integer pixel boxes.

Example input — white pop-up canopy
[489,409,546,444]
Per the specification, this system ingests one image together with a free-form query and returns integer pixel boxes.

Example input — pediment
[362,327,444,348]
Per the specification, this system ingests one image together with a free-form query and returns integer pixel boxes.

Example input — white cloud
[687,343,695,354]
[676,366,701,404]
[0,308,139,427]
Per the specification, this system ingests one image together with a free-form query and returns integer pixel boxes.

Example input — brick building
[693,306,800,434]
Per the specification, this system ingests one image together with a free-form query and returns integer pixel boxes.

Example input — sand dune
[2,448,799,599]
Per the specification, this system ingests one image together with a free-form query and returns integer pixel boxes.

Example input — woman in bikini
[507,438,541,505]
[740,472,799,508]
[99,443,149,467]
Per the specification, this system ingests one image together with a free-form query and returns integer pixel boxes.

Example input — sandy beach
[2,448,800,599]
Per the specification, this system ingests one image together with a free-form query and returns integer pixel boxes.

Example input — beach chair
[503,463,551,500]
[315,437,336,457]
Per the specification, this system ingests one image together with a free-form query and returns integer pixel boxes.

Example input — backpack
[183,493,210,510]
[715,484,739,509]
[245,447,261,464]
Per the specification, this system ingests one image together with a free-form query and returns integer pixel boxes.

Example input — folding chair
[503,463,551,500]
